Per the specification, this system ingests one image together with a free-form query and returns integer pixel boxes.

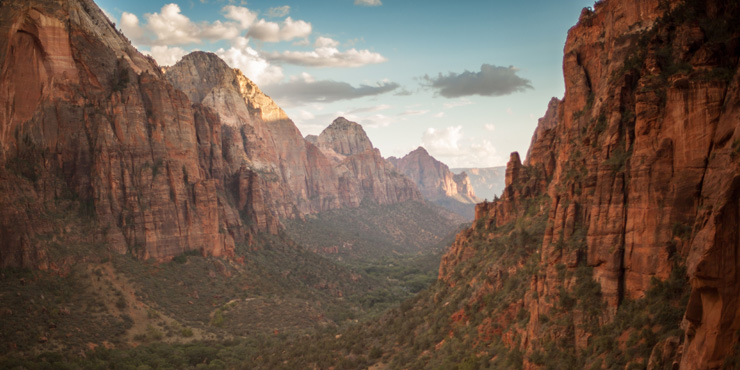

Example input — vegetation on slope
[283,199,464,262]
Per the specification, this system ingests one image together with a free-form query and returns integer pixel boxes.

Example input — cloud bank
[265,37,387,67]
[265,74,399,106]
[421,126,503,168]
[423,64,533,98]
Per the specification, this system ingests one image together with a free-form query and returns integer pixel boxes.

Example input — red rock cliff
[0,0,423,268]
[388,146,479,204]
[439,0,740,368]
[0,0,243,267]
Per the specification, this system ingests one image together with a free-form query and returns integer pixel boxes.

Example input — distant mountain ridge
[0,0,430,268]
[388,147,480,219]
[450,166,506,201]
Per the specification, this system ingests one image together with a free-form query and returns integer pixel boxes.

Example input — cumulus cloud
[266,5,291,18]
[484,123,496,132]
[422,126,464,156]
[423,64,533,98]
[146,45,188,66]
[223,5,258,28]
[215,37,284,85]
[422,126,504,167]
[247,17,312,42]
[265,45,387,67]
[315,36,340,48]
[264,74,399,106]
[119,4,308,46]
[355,0,382,6]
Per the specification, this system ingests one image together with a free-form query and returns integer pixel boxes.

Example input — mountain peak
[410,146,430,156]
[316,117,373,156]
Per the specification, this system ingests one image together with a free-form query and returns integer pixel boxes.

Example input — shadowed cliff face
[437,0,740,368]
[0,0,242,268]
[0,0,422,268]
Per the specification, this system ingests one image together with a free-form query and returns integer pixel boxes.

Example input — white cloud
[119,4,269,46]
[433,112,445,118]
[422,126,463,156]
[484,123,496,132]
[266,6,291,18]
[223,5,257,28]
[299,110,315,120]
[315,36,340,48]
[120,12,146,44]
[247,17,312,42]
[265,46,387,68]
[145,3,202,45]
[346,104,392,115]
[422,126,504,167]
[146,45,188,66]
[443,99,473,109]
[355,0,382,6]
[216,37,284,85]
[398,110,429,117]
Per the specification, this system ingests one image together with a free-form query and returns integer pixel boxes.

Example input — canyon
[0,0,437,270]
[1,0,739,368]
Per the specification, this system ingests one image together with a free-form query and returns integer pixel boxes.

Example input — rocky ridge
[389,146,480,219]
[0,0,422,269]
[450,166,507,201]
[437,0,740,368]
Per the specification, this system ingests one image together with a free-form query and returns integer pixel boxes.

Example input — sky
[97,0,595,168]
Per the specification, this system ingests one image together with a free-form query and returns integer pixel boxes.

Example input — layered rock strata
[0,0,422,268]
[439,0,740,367]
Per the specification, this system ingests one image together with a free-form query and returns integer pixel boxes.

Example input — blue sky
[98,0,594,167]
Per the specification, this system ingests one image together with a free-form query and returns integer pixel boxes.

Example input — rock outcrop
[450,166,507,201]
[0,0,243,267]
[436,0,740,368]
[312,118,423,207]
[0,0,422,268]
[389,146,480,219]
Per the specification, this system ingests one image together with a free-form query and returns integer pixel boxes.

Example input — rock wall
[439,0,740,367]
[0,0,243,268]
[389,146,479,204]
[0,0,422,268]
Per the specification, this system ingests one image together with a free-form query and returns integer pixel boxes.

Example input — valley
[1,0,740,369]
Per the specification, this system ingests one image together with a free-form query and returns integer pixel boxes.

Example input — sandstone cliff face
[0,0,422,268]
[0,0,244,268]
[450,166,507,201]
[312,117,423,207]
[165,52,341,230]
[388,146,479,204]
[437,0,740,368]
